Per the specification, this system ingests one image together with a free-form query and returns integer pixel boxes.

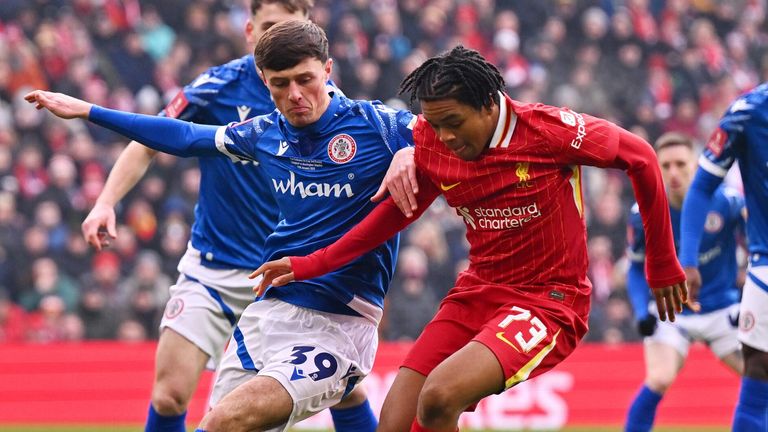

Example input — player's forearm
[614,128,684,288]
[96,141,158,207]
[679,169,722,267]
[88,106,220,158]
[292,181,440,280]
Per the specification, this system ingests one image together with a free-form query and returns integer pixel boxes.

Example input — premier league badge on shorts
[327,134,357,164]
[164,298,185,319]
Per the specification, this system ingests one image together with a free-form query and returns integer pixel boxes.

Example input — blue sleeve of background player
[729,191,747,237]
[679,169,725,267]
[626,206,652,319]
[628,261,651,319]
[89,105,220,157]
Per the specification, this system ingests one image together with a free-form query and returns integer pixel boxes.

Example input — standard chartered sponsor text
[461,203,543,230]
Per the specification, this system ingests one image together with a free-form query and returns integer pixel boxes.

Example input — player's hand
[652,280,688,322]
[682,266,702,313]
[81,202,117,251]
[250,257,294,296]
[636,314,658,337]
[371,147,418,217]
[24,90,92,119]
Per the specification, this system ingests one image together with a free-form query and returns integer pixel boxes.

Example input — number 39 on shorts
[496,306,548,353]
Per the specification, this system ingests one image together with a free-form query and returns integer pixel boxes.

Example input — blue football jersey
[215,91,415,320]
[627,186,744,316]
[161,54,279,269]
[698,83,768,257]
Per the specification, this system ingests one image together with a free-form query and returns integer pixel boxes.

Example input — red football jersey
[412,93,621,292]
[292,93,683,293]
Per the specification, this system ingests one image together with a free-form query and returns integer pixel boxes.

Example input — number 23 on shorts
[496,306,548,353]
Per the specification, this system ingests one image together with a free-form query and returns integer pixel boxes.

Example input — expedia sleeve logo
[559,111,576,126]
[559,109,586,149]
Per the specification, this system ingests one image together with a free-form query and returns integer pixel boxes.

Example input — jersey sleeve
[213,113,277,163]
[160,89,198,120]
[613,127,684,288]
[679,98,753,266]
[626,204,652,318]
[290,171,440,280]
[721,187,747,236]
[160,67,229,120]
[88,105,220,157]
[368,102,416,153]
[627,203,646,263]
[535,106,620,167]
[697,97,752,178]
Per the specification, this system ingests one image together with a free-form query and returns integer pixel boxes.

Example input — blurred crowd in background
[0,0,763,344]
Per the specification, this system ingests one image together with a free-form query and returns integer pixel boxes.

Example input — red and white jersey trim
[488,91,517,149]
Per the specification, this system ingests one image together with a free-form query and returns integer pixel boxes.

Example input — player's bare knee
[151,388,189,415]
[418,383,459,423]
[333,386,367,409]
[200,407,247,432]
[645,375,675,394]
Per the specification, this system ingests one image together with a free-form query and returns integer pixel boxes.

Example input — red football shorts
[402,276,590,392]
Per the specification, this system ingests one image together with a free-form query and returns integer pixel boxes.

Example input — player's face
[245,3,308,47]
[420,99,497,161]
[657,144,695,204]
[262,58,333,127]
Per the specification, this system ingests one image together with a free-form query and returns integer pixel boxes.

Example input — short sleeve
[699,96,760,177]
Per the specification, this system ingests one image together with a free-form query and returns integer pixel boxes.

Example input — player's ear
[324,58,334,78]
[256,68,266,83]
[244,19,256,46]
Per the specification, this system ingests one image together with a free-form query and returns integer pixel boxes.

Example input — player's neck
[484,102,501,149]
[668,194,683,209]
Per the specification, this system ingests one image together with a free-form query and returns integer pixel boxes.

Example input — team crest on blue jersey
[704,211,724,233]
[327,134,357,164]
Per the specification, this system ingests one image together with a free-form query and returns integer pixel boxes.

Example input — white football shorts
[209,297,377,431]
[646,302,741,358]
[739,263,768,352]
[160,245,257,367]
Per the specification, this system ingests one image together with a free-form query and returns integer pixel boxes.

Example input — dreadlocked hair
[399,45,505,111]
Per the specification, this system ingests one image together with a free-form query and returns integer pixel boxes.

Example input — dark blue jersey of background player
[163,54,279,269]
[629,186,744,318]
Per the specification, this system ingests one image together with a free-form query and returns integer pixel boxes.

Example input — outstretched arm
[25,90,221,158]
[611,128,688,321]
[252,174,441,295]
